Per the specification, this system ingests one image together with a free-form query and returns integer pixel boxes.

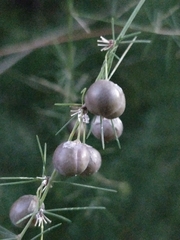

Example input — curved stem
[18,170,57,239]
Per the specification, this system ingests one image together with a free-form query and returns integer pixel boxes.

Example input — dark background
[0,0,179,239]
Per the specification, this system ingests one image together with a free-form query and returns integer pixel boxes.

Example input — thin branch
[0,21,179,57]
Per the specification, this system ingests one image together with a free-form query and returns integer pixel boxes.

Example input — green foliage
[0,0,180,239]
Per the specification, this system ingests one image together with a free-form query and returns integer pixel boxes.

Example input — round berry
[81,145,102,176]
[85,80,126,119]
[9,195,44,228]
[53,140,90,176]
[91,116,123,142]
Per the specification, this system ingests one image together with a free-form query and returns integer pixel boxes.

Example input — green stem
[40,223,44,240]
[67,0,74,67]
[65,0,74,102]
[100,116,105,150]
[19,214,36,239]
[116,0,146,41]
[18,170,57,239]
[68,119,79,141]
[82,123,86,144]
[77,120,81,141]
[108,36,137,80]
[40,169,58,206]
[111,18,115,40]
[105,54,108,79]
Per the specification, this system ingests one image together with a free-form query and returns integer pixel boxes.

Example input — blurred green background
[0,0,179,239]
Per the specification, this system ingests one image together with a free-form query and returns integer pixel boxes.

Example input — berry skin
[85,80,126,119]
[91,116,123,142]
[81,144,102,176]
[9,195,44,228]
[53,140,90,176]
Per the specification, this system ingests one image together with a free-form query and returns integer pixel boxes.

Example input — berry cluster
[53,79,126,177]
[53,141,102,176]
[7,49,126,240]
[7,17,140,237]
[4,0,147,237]
[86,79,125,143]
[8,79,126,231]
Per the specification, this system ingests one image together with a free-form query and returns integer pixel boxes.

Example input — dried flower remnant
[97,36,115,51]
[35,208,51,227]
[70,107,90,124]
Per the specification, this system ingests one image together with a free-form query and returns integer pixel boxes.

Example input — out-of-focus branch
[93,172,131,196]
[0,27,117,57]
